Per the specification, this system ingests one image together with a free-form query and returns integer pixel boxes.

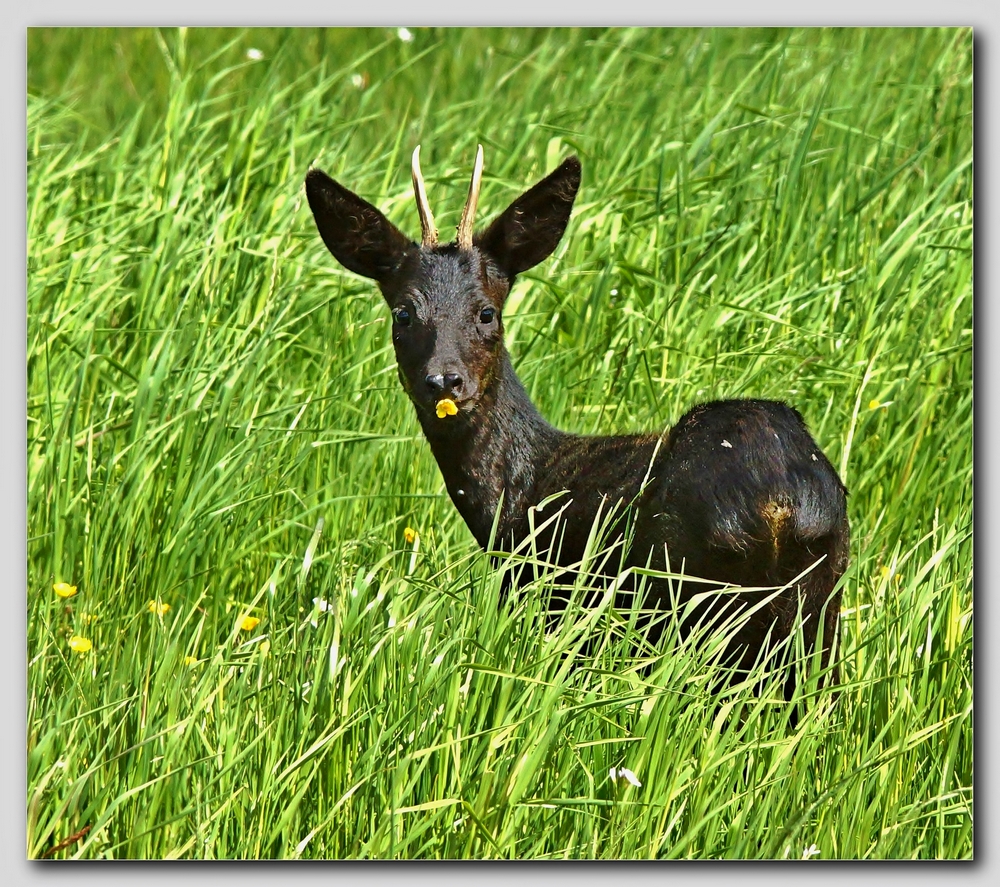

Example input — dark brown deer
[305,146,850,697]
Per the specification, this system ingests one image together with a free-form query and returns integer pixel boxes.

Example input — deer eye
[478,307,496,325]
[393,307,413,327]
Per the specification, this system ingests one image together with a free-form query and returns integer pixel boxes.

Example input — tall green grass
[27,27,971,859]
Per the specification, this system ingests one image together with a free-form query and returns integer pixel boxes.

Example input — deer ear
[475,156,581,279]
[305,168,414,282]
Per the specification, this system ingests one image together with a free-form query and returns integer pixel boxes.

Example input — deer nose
[425,373,465,396]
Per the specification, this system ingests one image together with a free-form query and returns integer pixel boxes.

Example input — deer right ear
[475,156,581,279]
[305,168,414,282]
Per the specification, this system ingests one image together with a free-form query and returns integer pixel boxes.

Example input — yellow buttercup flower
[436,398,458,419]
[239,615,261,632]
[184,655,200,667]
[68,636,92,653]
[53,582,77,599]
[878,564,901,583]
[868,399,881,410]
[148,600,172,616]
[404,526,417,544]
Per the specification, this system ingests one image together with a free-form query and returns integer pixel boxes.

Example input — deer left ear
[306,168,414,282]
[475,156,581,280]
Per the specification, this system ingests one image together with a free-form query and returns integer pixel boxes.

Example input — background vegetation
[27,27,972,859]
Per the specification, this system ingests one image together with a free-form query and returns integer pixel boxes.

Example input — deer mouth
[432,394,478,420]
[418,394,477,427]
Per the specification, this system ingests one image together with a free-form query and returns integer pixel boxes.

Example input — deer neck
[418,352,562,549]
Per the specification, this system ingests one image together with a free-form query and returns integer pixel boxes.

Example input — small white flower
[246,48,263,61]
[397,27,414,43]
[620,767,641,787]
[610,288,618,296]
[310,598,331,628]
[350,73,364,88]
[609,767,642,787]
[802,844,820,859]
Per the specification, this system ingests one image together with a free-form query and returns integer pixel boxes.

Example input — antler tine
[411,145,438,248]
[456,144,484,250]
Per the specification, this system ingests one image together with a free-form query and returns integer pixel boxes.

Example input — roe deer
[305,146,849,697]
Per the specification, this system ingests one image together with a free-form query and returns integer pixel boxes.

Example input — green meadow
[27,27,972,858]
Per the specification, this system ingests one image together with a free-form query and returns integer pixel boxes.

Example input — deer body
[305,148,849,690]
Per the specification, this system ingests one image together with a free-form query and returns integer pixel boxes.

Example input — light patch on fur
[721,439,733,448]
[761,500,794,560]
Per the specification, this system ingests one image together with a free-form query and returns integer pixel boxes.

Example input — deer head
[305,147,581,427]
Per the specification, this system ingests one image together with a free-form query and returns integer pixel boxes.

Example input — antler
[411,145,438,247]
[457,144,484,250]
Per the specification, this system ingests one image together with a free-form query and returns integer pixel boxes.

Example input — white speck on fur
[721,439,733,448]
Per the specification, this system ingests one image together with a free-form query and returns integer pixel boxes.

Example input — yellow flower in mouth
[436,398,458,419]
[53,582,77,599]
[240,615,261,632]
[68,636,92,653]
[404,526,417,544]
[148,600,171,616]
